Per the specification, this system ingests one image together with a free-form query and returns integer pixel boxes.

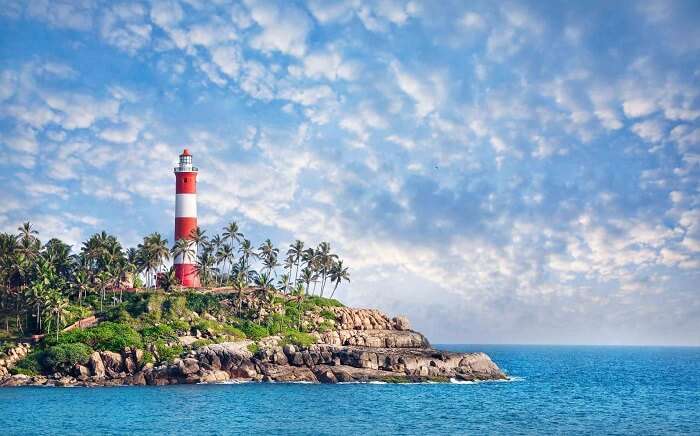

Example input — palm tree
[299,267,316,296]
[17,222,39,244]
[42,291,69,341]
[232,271,248,316]
[222,221,244,249]
[277,273,290,294]
[147,233,170,275]
[160,266,180,292]
[195,247,216,287]
[239,239,258,267]
[72,268,89,306]
[171,238,195,266]
[189,227,208,256]
[315,242,338,297]
[286,240,304,286]
[216,244,235,285]
[262,252,279,277]
[329,260,350,299]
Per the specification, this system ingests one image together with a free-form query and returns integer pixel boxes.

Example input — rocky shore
[1,307,506,387]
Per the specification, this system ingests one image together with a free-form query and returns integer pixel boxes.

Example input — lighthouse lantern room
[174,148,199,287]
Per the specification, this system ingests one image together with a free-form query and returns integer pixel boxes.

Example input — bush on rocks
[44,343,93,372]
[50,322,143,352]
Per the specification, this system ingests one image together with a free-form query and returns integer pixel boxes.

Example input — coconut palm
[216,244,235,285]
[329,260,350,299]
[160,266,180,292]
[239,239,258,267]
[189,227,208,256]
[17,222,39,244]
[232,271,248,316]
[42,291,69,341]
[222,221,244,249]
[286,240,304,286]
[299,267,316,296]
[171,238,195,266]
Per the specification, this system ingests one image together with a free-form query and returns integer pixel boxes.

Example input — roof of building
[181,148,191,156]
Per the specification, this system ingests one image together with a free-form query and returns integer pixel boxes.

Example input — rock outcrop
[0,307,507,387]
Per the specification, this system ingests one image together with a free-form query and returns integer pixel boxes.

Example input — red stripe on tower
[174,149,200,287]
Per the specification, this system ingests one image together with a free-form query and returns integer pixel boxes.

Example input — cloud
[244,0,311,57]
[100,2,152,54]
[390,61,444,118]
[26,0,94,31]
[623,98,657,118]
[631,119,666,143]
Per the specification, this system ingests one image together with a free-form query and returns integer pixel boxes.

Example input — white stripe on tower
[175,194,197,218]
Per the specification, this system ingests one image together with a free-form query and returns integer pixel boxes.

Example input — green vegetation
[246,342,260,355]
[237,320,269,340]
[11,350,44,376]
[49,322,143,352]
[154,341,184,363]
[0,221,354,376]
[44,343,93,372]
[382,376,411,383]
[0,221,350,341]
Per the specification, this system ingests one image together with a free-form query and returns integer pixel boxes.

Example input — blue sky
[1,0,699,345]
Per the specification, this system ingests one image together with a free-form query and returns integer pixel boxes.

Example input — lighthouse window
[185,178,189,182]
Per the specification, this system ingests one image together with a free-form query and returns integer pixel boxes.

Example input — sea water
[1,345,698,435]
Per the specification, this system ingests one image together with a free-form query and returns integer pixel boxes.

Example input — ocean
[1,345,698,435]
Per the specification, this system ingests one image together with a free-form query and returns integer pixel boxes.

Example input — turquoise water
[1,345,698,435]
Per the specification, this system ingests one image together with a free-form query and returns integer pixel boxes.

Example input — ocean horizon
[2,344,698,435]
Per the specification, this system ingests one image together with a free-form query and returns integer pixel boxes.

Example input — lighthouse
[174,149,199,287]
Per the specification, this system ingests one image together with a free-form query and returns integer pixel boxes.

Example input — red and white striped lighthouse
[174,149,199,287]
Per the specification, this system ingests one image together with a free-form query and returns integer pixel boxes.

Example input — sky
[0,0,699,345]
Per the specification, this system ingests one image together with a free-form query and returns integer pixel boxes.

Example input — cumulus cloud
[1,0,699,345]
[244,0,311,57]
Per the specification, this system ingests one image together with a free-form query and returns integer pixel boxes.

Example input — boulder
[72,364,90,379]
[100,351,123,373]
[124,356,136,374]
[200,370,230,383]
[178,358,200,376]
[392,316,410,331]
[88,352,105,378]
[1,374,30,387]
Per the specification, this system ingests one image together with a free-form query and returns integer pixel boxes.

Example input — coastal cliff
[1,294,506,387]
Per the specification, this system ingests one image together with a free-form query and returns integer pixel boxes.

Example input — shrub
[186,293,222,314]
[44,343,93,372]
[319,309,336,321]
[266,313,296,335]
[167,319,190,335]
[155,341,183,363]
[193,319,221,333]
[306,296,344,308]
[222,325,246,339]
[247,342,260,355]
[191,339,214,349]
[53,322,143,352]
[141,324,178,345]
[163,296,188,318]
[146,293,166,320]
[11,351,44,376]
[236,321,269,340]
[281,329,316,348]
[141,350,155,365]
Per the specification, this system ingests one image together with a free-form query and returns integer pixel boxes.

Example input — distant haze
[1,0,698,345]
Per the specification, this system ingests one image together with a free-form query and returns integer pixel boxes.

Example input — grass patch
[236,321,269,340]
[281,329,316,348]
[247,342,260,355]
[49,322,143,352]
